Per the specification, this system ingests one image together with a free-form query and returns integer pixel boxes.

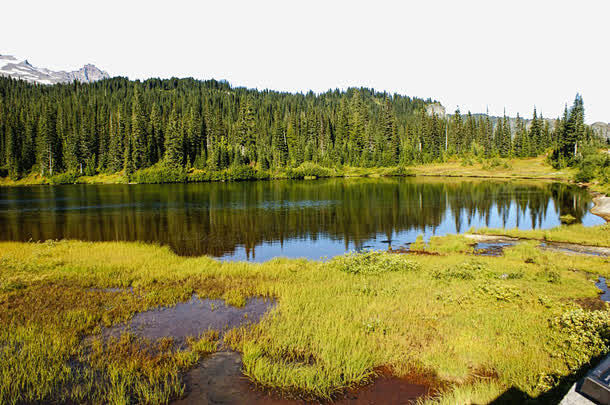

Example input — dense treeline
[0,76,601,180]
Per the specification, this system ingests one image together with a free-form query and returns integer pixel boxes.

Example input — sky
[2,0,608,123]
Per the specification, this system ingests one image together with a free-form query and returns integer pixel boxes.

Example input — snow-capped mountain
[0,55,110,85]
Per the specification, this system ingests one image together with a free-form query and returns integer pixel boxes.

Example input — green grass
[2,155,578,187]
[0,164,414,186]
[1,237,609,403]
[473,223,610,248]
[410,156,575,181]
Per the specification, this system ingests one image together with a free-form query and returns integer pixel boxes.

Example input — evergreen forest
[0,76,602,182]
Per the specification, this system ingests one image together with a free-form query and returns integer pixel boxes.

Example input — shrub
[432,260,492,280]
[482,157,504,171]
[461,157,474,167]
[550,309,610,370]
[133,165,187,184]
[574,163,595,183]
[49,171,80,185]
[188,165,269,182]
[409,235,426,251]
[382,166,414,177]
[285,162,334,179]
[333,251,419,275]
[559,214,576,225]
[225,165,258,181]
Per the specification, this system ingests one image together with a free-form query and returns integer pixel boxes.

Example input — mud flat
[174,353,436,405]
[464,234,610,257]
[539,242,610,257]
[173,351,299,405]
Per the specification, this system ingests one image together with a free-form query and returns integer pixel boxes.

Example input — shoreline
[0,157,577,187]
[591,193,610,221]
[0,169,574,188]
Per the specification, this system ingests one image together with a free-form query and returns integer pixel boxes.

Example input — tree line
[0,76,600,180]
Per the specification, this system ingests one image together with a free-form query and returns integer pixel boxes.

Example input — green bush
[49,172,80,185]
[461,157,474,167]
[333,251,419,275]
[188,165,269,182]
[432,260,492,280]
[482,157,505,171]
[382,166,414,177]
[551,309,610,371]
[285,162,334,179]
[574,163,595,183]
[225,165,259,181]
[133,165,187,184]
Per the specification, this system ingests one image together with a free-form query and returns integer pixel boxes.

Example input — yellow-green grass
[0,239,609,404]
[0,156,577,187]
[0,172,47,186]
[76,172,129,185]
[410,156,575,181]
[474,223,610,248]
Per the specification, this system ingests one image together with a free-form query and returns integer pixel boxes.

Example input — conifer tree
[164,107,183,167]
[124,132,135,177]
[131,88,148,169]
[36,102,58,176]
[529,107,542,155]
[272,111,288,167]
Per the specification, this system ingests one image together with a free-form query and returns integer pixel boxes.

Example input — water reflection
[0,178,603,261]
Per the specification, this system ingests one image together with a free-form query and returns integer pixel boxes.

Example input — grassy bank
[410,156,576,180]
[0,163,412,187]
[473,223,610,248]
[0,156,580,187]
[1,229,610,404]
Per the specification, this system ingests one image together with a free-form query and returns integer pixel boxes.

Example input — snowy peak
[0,55,110,85]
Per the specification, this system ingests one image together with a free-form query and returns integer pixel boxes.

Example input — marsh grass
[0,236,609,403]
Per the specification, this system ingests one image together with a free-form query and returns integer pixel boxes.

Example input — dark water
[103,295,275,345]
[596,277,610,302]
[0,177,603,261]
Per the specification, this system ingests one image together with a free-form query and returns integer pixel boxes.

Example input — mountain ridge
[0,55,109,84]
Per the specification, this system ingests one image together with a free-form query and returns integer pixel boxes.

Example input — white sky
[2,0,608,122]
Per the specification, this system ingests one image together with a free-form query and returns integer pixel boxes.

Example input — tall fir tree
[164,107,183,167]
[131,88,148,169]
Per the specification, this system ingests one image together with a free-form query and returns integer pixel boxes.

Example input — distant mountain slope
[0,55,109,84]
[592,122,610,141]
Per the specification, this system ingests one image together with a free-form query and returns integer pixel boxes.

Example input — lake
[0,177,603,261]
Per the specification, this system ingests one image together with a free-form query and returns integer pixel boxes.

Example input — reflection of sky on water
[221,198,604,262]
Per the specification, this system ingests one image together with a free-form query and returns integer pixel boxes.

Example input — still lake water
[0,177,603,261]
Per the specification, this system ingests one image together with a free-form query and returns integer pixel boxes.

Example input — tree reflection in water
[0,178,602,261]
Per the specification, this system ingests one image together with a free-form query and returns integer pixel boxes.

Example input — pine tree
[450,108,463,154]
[164,107,183,167]
[272,111,288,167]
[37,102,58,176]
[348,90,366,164]
[124,132,135,177]
[5,125,20,178]
[529,107,542,155]
[236,97,256,163]
[380,98,398,165]
[131,88,148,169]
